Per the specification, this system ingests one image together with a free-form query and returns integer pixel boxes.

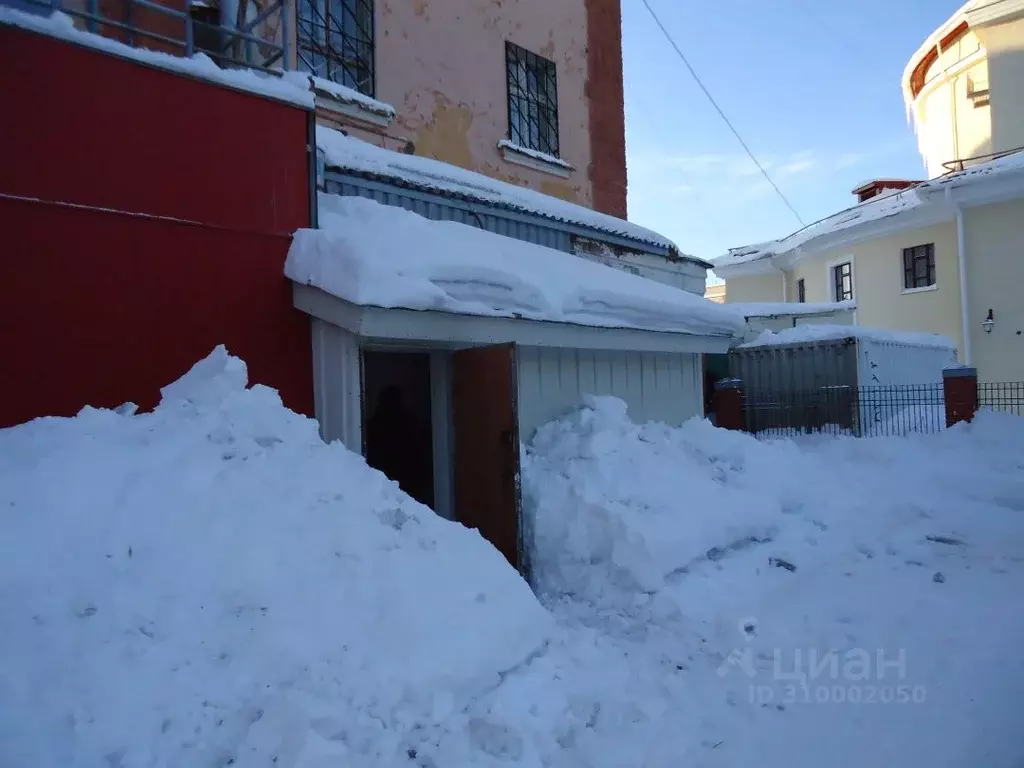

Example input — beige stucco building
[904,0,1024,177]
[295,0,629,218]
[715,0,1024,382]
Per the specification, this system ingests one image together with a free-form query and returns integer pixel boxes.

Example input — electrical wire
[638,0,806,226]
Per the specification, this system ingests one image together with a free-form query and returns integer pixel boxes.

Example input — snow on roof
[740,324,956,350]
[776,188,923,254]
[286,195,745,338]
[315,126,693,258]
[717,188,924,271]
[918,147,1024,190]
[282,72,396,118]
[728,300,856,319]
[711,241,780,268]
[0,9,314,108]
[720,148,1024,271]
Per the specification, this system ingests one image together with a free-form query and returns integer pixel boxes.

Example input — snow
[717,188,924,271]
[286,195,745,338]
[918,147,1024,189]
[720,149,1024,274]
[0,347,551,767]
[729,300,856,318]
[711,240,779,268]
[497,139,574,170]
[741,323,956,350]
[4,350,1024,767]
[315,125,685,254]
[0,9,314,109]
[522,397,1024,767]
[282,71,396,118]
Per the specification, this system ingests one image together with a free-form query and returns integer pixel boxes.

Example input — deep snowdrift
[523,397,1024,767]
[0,348,550,768]
[4,351,1024,768]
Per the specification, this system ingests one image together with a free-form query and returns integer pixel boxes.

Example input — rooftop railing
[6,0,291,73]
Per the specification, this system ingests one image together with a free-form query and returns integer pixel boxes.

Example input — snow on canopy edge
[729,300,856,318]
[0,8,315,109]
[286,195,745,339]
[740,323,956,350]
[281,71,397,118]
[314,125,701,261]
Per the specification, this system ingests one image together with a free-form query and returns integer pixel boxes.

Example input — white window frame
[825,255,856,303]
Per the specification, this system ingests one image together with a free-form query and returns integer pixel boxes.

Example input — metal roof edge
[321,165,702,264]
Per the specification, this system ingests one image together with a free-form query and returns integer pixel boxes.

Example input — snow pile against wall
[741,324,955,350]
[521,398,1024,766]
[523,397,786,599]
[315,126,679,252]
[0,347,551,768]
[524,398,1024,605]
[0,9,314,108]
[286,196,744,338]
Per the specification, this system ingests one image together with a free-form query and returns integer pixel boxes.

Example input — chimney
[851,179,923,203]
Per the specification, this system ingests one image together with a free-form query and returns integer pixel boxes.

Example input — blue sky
[623,0,964,265]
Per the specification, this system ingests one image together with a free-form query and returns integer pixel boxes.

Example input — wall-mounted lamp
[982,308,995,334]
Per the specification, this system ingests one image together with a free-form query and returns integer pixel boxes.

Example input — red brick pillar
[943,367,979,427]
[584,0,628,218]
[714,379,745,431]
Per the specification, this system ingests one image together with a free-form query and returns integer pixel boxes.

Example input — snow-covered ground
[3,351,1024,767]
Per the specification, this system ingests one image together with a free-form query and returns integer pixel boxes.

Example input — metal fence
[9,0,290,72]
[743,384,947,438]
[979,382,1024,417]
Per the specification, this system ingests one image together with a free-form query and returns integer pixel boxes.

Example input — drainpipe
[780,271,787,302]
[956,204,972,365]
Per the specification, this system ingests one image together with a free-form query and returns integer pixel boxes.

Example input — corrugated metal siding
[729,341,859,393]
[324,175,572,252]
[311,319,362,453]
[730,337,957,393]
[855,339,958,386]
[515,346,702,442]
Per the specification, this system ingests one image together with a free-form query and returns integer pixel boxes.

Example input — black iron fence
[979,382,1024,417]
[741,381,1024,438]
[743,384,947,438]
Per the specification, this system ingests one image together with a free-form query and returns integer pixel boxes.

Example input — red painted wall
[0,26,314,427]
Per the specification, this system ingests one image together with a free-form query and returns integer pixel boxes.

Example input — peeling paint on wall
[411,92,476,170]
[373,0,594,207]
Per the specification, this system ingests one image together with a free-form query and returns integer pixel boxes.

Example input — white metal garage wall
[515,346,704,442]
[310,319,362,453]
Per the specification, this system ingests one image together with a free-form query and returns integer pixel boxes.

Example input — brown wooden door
[452,343,521,571]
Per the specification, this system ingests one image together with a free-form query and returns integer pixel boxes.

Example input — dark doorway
[452,343,521,570]
[362,350,435,509]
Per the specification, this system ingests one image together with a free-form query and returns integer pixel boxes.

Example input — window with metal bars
[797,278,806,303]
[297,0,375,96]
[902,243,936,289]
[505,42,560,157]
[833,262,853,301]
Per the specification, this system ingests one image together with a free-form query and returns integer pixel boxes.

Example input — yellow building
[704,283,727,303]
[714,0,1024,382]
